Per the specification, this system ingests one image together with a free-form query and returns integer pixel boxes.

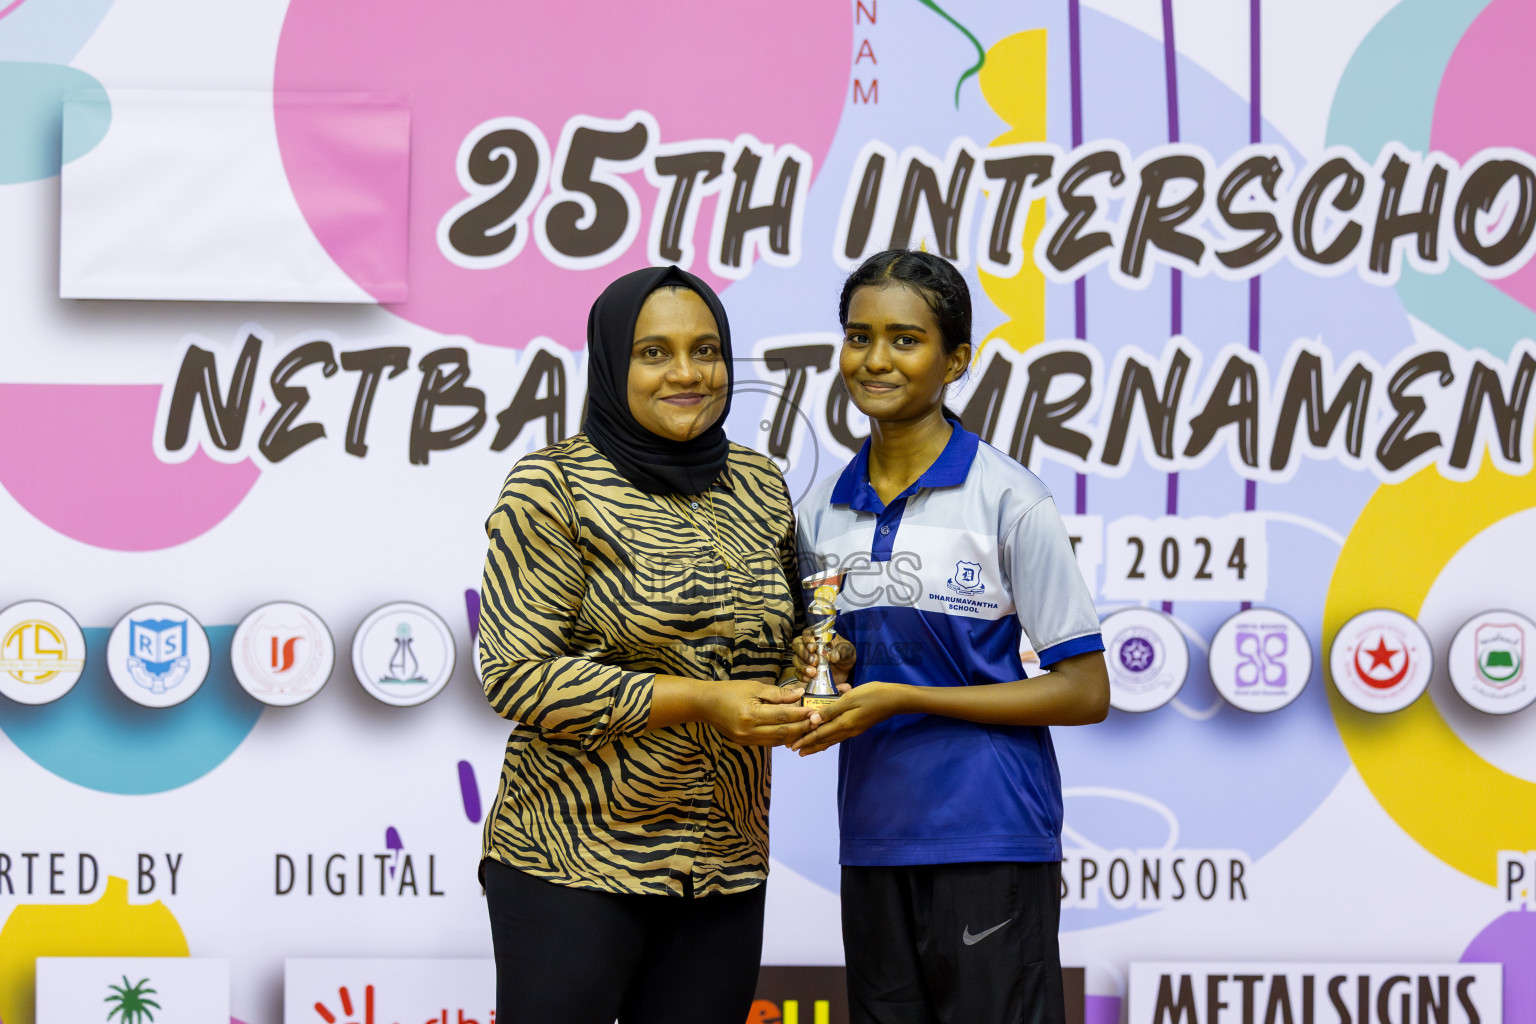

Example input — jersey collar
[830,418,980,514]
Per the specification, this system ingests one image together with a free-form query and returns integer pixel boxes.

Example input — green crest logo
[105,976,159,1024]
[1476,623,1524,686]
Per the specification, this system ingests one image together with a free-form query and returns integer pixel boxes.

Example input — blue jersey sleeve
[1002,495,1104,668]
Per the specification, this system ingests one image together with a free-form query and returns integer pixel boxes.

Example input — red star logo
[1366,637,1398,670]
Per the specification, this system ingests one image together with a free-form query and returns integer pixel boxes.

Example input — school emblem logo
[232,601,335,706]
[0,600,88,705]
[945,561,985,596]
[1328,609,1431,714]
[1447,610,1536,715]
[1208,608,1312,713]
[351,602,456,706]
[107,603,211,708]
[1352,629,1410,690]
[129,619,188,693]
[1101,608,1188,713]
[1118,634,1157,673]
[1475,623,1523,685]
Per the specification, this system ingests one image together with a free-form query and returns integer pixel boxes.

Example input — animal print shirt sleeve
[479,454,654,749]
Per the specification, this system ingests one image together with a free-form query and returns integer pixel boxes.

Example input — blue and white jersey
[796,421,1103,866]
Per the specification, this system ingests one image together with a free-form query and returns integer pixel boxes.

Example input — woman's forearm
[646,674,712,730]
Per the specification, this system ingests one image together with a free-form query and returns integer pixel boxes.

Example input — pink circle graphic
[274,0,853,349]
[1432,0,1536,313]
[0,384,260,551]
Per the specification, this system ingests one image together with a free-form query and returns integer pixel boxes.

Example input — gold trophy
[802,571,843,710]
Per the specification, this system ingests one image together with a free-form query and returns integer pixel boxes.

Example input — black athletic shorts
[841,861,1065,1024]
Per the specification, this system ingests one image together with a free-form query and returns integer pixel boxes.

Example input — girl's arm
[787,651,1108,756]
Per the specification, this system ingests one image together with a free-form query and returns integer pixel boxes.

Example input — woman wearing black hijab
[477,265,812,1023]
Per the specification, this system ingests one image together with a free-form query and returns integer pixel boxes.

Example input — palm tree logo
[104,976,159,1024]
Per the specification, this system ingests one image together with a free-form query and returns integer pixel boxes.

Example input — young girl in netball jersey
[793,249,1110,1024]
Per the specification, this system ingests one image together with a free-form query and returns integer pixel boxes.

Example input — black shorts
[841,861,1065,1024]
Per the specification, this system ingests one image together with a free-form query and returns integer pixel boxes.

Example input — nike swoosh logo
[962,918,1013,945]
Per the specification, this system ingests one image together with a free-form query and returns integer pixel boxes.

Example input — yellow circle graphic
[1324,459,1536,884]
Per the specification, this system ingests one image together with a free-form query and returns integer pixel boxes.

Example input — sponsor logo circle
[231,601,336,706]
[1101,607,1189,713]
[0,600,88,705]
[1328,608,1433,714]
[1208,607,1313,713]
[106,603,211,708]
[351,602,456,706]
[1447,609,1535,716]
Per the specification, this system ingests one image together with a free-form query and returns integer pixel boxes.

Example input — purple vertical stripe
[1247,4,1262,358]
[1070,0,1088,513]
[1162,0,1181,345]
[1242,0,1262,611]
[1161,0,1180,143]
[1161,0,1180,615]
[1170,269,1183,336]
[1245,3,1262,527]
[1247,271,1259,521]
[1069,0,1084,148]
[1247,278,1261,354]
[1250,0,1262,146]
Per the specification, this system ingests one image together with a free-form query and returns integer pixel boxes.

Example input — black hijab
[583,265,734,495]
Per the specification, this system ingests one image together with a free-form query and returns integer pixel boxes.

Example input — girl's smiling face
[840,282,970,424]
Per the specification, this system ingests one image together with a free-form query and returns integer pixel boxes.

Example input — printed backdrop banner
[1125,963,1505,1024]
[2,1,1535,1023]
[282,960,493,1024]
[35,958,229,1024]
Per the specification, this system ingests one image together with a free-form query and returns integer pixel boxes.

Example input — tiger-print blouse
[478,433,803,897]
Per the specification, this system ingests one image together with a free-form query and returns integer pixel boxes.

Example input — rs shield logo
[107,603,212,708]
[127,619,189,693]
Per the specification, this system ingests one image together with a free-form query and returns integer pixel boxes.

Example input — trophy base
[802,693,840,709]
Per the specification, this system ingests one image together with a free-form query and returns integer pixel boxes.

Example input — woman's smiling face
[840,282,969,423]
[627,286,728,442]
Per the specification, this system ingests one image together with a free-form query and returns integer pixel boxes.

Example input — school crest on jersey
[945,560,985,596]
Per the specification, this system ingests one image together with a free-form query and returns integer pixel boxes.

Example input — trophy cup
[802,571,843,709]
